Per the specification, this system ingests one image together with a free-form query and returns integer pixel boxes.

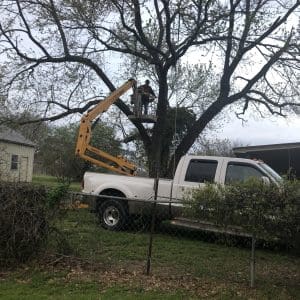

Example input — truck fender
[94,183,147,216]
[94,183,134,200]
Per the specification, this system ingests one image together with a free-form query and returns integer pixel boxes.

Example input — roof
[0,126,35,148]
[233,142,300,178]
[233,142,300,153]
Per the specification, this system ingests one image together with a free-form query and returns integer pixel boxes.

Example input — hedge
[184,178,300,249]
[0,182,68,267]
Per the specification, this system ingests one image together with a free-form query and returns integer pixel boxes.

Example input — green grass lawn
[32,175,81,192]
[0,278,190,300]
[1,209,299,299]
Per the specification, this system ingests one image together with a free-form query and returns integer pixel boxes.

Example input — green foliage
[1,209,299,298]
[33,175,81,192]
[46,184,73,255]
[126,107,196,176]
[46,183,69,209]
[0,181,71,267]
[37,122,121,181]
[185,179,300,248]
[0,182,48,266]
[161,107,196,176]
[196,138,246,157]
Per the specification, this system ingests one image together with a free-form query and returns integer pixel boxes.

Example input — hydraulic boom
[75,79,137,176]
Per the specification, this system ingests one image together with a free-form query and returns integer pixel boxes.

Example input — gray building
[0,126,35,182]
[233,142,300,178]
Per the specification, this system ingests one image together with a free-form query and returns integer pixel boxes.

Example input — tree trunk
[165,100,228,178]
[147,70,169,178]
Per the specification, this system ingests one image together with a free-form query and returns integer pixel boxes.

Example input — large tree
[0,0,299,177]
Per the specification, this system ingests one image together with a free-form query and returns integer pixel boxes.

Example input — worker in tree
[137,80,156,115]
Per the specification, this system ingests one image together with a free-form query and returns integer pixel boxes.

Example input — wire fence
[60,191,299,289]
[0,183,300,299]
[1,181,298,297]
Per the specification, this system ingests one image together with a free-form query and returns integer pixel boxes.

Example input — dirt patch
[2,254,298,299]
[37,254,261,298]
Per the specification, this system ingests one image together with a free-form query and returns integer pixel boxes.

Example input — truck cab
[169,155,281,202]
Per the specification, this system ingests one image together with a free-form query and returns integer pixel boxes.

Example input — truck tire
[98,199,128,231]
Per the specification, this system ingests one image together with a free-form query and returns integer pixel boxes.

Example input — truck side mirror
[261,176,270,185]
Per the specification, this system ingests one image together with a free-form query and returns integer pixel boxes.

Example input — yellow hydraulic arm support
[75,79,137,176]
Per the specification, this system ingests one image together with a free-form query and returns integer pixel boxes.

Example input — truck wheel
[98,200,128,231]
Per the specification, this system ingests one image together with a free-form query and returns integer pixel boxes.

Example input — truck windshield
[259,163,282,182]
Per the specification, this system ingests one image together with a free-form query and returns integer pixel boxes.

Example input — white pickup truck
[82,155,281,231]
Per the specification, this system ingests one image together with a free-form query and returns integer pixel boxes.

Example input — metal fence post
[146,170,159,275]
[250,234,256,288]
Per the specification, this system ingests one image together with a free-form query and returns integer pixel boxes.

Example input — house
[233,142,300,179]
[0,126,35,182]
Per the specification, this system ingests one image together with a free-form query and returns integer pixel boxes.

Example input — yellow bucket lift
[75,79,137,176]
[75,79,156,176]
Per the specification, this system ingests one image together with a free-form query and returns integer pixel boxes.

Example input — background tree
[37,122,121,181]
[196,138,247,157]
[0,0,299,177]
[2,112,50,151]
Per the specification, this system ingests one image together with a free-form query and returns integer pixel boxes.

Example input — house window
[11,154,19,170]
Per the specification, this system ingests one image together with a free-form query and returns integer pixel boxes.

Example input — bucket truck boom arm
[75,79,137,176]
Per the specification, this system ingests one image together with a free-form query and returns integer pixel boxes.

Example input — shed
[0,126,35,182]
[233,142,300,178]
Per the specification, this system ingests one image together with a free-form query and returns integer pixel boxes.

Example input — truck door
[222,161,266,184]
[173,158,221,201]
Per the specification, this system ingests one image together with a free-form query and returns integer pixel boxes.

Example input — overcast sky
[217,114,300,146]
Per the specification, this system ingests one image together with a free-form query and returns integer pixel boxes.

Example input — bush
[184,179,300,249]
[0,182,69,267]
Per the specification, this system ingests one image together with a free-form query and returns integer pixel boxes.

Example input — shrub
[0,182,69,267]
[0,182,47,266]
[184,179,300,249]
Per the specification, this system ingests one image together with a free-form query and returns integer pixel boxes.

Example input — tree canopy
[37,122,121,180]
[0,0,299,176]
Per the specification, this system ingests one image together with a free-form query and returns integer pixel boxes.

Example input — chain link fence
[2,179,297,297]
[59,188,299,289]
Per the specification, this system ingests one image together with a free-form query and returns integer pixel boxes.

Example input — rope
[171,10,181,177]
[133,38,139,78]
[118,111,127,139]
[171,64,179,178]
